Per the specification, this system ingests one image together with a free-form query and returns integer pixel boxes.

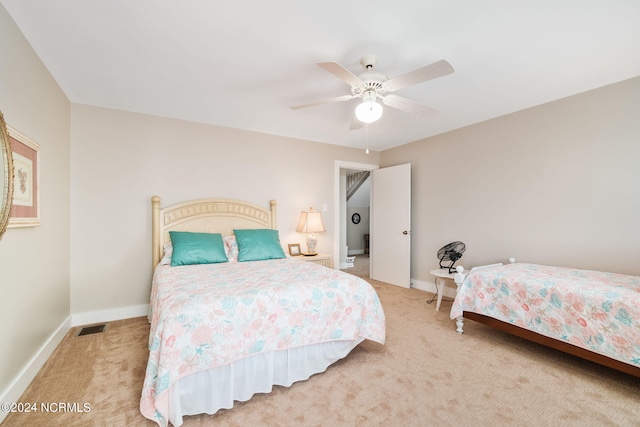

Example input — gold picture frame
[0,111,13,240]
[288,243,302,256]
[8,126,40,228]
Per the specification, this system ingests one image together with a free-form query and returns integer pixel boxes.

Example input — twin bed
[140,197,385,426]
[451,260,640,378]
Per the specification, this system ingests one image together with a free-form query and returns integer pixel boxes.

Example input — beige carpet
[341,254,370,279]
[3,279,639,427]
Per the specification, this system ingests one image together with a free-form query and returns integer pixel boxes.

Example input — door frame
[333,160,379,270]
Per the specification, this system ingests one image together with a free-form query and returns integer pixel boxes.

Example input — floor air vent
[77,324,107,336]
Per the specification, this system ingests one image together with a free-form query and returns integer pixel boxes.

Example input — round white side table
[430,268,456,311]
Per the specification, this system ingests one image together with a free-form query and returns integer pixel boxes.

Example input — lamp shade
[296,209,326,233]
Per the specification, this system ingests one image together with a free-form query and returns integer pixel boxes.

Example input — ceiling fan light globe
[355,100,383,124]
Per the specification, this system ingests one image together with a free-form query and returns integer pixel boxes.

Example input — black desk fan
[437,241,466,273]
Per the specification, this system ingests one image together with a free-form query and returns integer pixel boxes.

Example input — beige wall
[0,5,71,402]
[70,104,379,314]
[381,76,640,281]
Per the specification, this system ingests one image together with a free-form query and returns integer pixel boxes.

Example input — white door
[370,163,411,288]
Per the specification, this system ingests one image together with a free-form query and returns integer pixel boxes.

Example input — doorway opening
[333,161,378,276]
[335,162,412,288]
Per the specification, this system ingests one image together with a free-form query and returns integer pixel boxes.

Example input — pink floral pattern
[141,258,386,426]
[451,263,640,368]
[223,235,238,261]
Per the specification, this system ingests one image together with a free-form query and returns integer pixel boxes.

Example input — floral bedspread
[140,258,385,426]
[451,263,640,368]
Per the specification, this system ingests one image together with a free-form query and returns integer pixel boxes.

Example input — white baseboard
[410,278,458,299]
[0,315,71,424]
[71,304,150,326]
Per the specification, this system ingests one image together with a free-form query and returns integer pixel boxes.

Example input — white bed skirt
[167,338,364,426]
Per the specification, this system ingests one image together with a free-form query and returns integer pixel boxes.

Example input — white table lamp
[296,208,326,254]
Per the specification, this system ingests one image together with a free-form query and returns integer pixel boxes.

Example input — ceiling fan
[290,55,454,128]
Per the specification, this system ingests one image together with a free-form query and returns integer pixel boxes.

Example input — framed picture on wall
[8,126,40,227]
[288,243,302,256]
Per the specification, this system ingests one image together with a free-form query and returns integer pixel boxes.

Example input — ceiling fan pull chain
[365,124,370,154]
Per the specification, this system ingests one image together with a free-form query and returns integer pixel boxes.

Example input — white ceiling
[2,1,640,151]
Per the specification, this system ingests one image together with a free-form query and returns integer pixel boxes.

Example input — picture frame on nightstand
[288,243,302,256]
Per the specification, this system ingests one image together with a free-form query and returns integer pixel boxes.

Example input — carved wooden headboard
[151,196,277,269]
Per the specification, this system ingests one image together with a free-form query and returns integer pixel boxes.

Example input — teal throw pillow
[169,231,228,266]
[233,229,286,262]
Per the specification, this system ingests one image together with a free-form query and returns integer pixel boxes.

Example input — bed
[450,260,640,378]
[140,196,386,426]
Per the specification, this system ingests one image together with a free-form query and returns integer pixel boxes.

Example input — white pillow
[223,235,238,262]
[159,243,173,266]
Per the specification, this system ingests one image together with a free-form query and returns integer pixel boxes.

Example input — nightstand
[430,268,456,311]
[299,253,333,269]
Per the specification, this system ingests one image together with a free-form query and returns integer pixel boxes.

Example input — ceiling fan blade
[290,94,356,110]
[384,60,454,92]
[317,62,363,87]
[382,94,439,120]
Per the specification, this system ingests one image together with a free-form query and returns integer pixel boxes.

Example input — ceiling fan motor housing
[360,54,378,70]
[352,72,388,97]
